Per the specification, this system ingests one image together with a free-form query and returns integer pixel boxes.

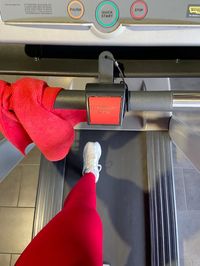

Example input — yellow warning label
[188,5,200,15]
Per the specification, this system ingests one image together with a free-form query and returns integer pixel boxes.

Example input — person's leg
[15,142,103,266]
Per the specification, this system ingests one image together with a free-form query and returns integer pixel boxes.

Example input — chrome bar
[129,91,200,111]
[129,91,173,111]
[173,92,200,109]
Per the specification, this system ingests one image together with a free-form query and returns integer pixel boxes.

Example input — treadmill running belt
[63,130,151,266]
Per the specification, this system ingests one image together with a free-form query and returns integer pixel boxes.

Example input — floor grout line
[0,206,35,209]
[180,168,188,211]
[19,164,40,166]
[177,210,200,213]
[0,252,20,255]
[16,166,23,207]
[9,253,12,266]
[0,148,40,262]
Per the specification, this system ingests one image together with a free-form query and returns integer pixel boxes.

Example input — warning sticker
[187,5,200,17]
[24,4,52,15]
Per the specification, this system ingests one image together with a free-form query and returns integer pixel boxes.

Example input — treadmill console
[1,0,200,33]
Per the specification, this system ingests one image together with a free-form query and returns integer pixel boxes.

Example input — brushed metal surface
[33,155,66,236]
[147,132,179,266]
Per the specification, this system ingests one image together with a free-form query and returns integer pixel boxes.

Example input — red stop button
[131,1,148,20]
[88,96,122,125]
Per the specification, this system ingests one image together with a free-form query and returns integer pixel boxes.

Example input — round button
[96,1,119,28]
[67,0,84,19]
[130,1,148,20]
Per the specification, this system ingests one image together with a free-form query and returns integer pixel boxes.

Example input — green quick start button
[96,1,119,28]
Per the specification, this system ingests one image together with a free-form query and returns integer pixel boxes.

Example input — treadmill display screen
[1,0,200,33]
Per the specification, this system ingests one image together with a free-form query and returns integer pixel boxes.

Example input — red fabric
[0,78,86,161]
[16,173,103,266]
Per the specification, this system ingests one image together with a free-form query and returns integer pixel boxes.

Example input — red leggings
[16,173,103,266]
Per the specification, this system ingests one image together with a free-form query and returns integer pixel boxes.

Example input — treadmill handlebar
[54,89,200,112]
[55,90,86,109]
[129,91,200,111]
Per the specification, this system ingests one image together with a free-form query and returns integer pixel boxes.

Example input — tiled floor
[0,147,40,266]
[173,145,200,266]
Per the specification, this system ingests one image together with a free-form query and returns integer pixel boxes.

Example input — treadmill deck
[63,130,151,266]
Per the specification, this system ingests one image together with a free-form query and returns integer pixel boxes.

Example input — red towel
[0,78,86,161]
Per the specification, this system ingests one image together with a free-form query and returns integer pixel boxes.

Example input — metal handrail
[55,89,200,112]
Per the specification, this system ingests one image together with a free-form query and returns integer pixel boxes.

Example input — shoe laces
[84,155,102,173]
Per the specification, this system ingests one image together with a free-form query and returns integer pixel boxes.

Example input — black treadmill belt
[63,130,151,266]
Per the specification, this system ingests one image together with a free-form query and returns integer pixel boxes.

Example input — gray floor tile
[179,257,193,266]
[10,254,20,266]
[20,147,41,165]
[18,165,39,207]
[177,211,200,262]
[0,207,34,253]
[173,145,194,169]
[183,169,200,210]
[193,260,200,266]
[0,133,4,141]
[174,167,184,180]
[0,166,22,207]
[174,168,187,211]
[0,254,11,266]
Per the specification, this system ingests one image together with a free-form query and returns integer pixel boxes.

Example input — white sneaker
[82,142,102,182]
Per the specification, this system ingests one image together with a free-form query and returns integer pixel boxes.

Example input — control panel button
[130,1,148,20]
[68,0,84,19]
[96,1,119,28]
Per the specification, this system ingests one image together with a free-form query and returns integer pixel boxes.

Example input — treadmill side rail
[147,132,179,266]
[33,155,66,236]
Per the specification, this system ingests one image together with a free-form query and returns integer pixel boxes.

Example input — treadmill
[1,1,200,265]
